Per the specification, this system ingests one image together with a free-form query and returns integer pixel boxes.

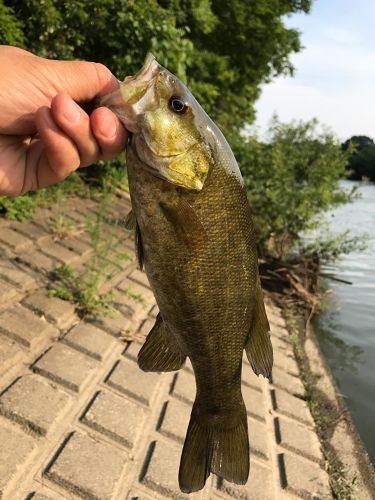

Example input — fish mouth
[98,53,160,133]
[124,53,159,86]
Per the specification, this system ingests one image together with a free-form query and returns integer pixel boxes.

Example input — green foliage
[0,1,25,45]
[0,172,90,220]
[342,135,375,181]
[299,228,368,263]
[4,0,311,136]
[237,118,358,257]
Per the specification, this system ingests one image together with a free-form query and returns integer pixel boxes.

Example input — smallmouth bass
[101,54,273,493]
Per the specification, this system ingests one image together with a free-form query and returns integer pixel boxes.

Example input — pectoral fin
[124,210,144,270]
[135,222,144,271]
[159,197,207,248]
[124,209,136,231]
[138,314,186,372]
[245,279,273,378]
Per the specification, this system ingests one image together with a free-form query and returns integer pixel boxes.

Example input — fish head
[100,54,213,191]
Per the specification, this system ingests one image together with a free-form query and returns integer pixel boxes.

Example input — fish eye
[169,96,188,115]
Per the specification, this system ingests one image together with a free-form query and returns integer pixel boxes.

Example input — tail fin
[179,402,249,493]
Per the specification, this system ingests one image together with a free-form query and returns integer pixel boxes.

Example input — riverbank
[0,191,371,499]
[279,301,375,499]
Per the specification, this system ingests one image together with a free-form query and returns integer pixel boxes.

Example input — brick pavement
[0,192,332,499]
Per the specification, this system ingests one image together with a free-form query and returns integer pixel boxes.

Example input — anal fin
[245,278,273,378]
[138,314,186,372]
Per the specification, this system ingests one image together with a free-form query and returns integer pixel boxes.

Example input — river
[314,180,375,465]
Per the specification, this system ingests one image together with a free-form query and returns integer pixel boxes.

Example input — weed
[53,206,80,240]
[282,304,361,500]
[49,263,116,315]
[124,287,146,305]
[49,188,130,316]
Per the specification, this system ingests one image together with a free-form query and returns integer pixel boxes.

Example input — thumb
[48,59,120,103]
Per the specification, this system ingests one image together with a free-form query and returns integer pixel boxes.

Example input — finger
[51,93,99,166]
[49,60,120,102]
[90,107,128,160]
[33,106,81,188]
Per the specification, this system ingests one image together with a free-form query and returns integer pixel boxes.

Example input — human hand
[0,45,128,196]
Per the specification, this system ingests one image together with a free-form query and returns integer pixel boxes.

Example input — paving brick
[241,363,263,392]
[30,493,56,500]
[88,312,132,338]
[40,242,78,264]
[0,375,72,436]
[217,460,273,499]
[138,317,156,338]
[0,260,37,291]
[129,268,151,288]
[125,490,155,500]
[149,304,159,318]
[64,208,89,225]
[242,386,266,422]
[140,440,187,499]
[248,418,270,461]
[266,308,286,329]
[158,398,191,444]
[117,278,155,304]
[171,370,196,404]
[23,290,78,330]
[275,416,323,463]
[113,290,148,319]
[46,431,127,499]
[0,279,18,305]
[271,367,305,398]
[63,322,116,361]
[106,358,161,407]
[18,250,55,273]
[0,424,36,498]
[123,341,142,361]
[0,339,23,376]
[271,335,293,354]
[0,227,33,252]
[279,453,331,498]
[0,304,58,349]
[273,350,300,377]
[58,235,91,257]
[31,208,55,232]
[12,220,50,243]
[272,389,314,426]
[33,343,97,393]
[82,390,146,449]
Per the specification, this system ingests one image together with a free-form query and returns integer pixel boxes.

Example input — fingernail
[63,98,81,123]
[98,109,117,138]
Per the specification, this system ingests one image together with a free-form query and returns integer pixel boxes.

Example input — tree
[2,0,312,137]
[342,135,375,181]
[237,118,356,258]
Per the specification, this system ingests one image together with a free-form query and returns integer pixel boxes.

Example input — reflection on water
[314,300,363,374]
[314,180,375,465]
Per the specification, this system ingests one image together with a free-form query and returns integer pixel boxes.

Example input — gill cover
[100,54,212,191]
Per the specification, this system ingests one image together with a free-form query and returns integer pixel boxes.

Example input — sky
[254,0,375,141]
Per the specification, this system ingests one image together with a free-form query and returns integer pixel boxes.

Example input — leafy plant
[49,189,132,315]
[299,228,368,263]
[49,263,117,315]
[237,118,359,258]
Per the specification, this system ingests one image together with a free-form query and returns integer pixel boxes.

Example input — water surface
[314,180,375,464]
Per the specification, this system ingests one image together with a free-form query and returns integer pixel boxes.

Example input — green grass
[0,159,128,221]
[0,172,91,221]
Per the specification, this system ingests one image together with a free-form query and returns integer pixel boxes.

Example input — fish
[100,53,273,493]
